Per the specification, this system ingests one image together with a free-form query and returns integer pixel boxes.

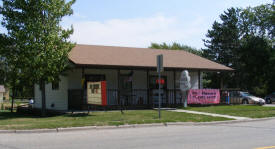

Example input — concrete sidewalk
[263,104,275,107]
[169,109,252,120]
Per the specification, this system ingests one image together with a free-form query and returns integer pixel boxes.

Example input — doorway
[149,76,167,107]
[119,74,133,106]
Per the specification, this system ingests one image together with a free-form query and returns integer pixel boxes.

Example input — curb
[15,128,58,134]
[1,117,275,134]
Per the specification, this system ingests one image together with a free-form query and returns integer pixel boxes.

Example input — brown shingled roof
[69,44,233,71]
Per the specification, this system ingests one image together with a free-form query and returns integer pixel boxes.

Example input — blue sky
[1,0,273,49]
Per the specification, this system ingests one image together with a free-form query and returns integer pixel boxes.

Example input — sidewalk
[169,109,252,120]
[263,104,275,107]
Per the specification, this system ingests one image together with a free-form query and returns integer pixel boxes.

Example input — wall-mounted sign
[87,81,107,106]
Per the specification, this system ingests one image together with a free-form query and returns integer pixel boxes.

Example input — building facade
[34,45,232,111]
[0,85,6,103]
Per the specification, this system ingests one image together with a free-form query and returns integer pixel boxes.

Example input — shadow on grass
[0,108,70,120]
[0,110,99,122]
[64,113,93,117]
[0,111,42,120]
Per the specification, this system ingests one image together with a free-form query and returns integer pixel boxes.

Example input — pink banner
[188,89,220,104]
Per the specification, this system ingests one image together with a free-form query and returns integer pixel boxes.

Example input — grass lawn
[0,110,231,130]
[185,105,275,118]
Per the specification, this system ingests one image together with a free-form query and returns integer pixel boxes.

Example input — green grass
[0,110,231,130]
[184,105,275,118]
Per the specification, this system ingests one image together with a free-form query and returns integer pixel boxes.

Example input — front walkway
[169,109,252,120]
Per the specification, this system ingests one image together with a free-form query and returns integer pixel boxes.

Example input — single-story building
[0,85,6,103]
[4,87,9,100]
[34,44,233,111]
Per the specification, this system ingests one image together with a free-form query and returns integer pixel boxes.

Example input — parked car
[265,92,275,104]
[221,90,265,105]
[239,92,265,105]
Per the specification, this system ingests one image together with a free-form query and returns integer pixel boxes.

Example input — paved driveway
[0,119,275,149]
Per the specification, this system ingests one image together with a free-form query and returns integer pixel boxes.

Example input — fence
[68,89,183,110]
[0,99,29,110]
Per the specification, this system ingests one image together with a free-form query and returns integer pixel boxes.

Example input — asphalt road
[1,119,275,149]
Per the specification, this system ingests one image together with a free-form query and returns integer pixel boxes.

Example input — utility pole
[157,54,163,119]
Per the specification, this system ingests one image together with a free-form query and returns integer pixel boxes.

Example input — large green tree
[0,34,25,112]
[1,0,76,116]
[239,3,274,39]
[149,42,203,56]
[203,3,274,96]
[0,34,9,85]
[0,34,35,112]
[238,36,273,96]
[202,8,241,88]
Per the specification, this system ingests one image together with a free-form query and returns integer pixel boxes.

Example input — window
[84,74,106,89]
[52,81,59,90]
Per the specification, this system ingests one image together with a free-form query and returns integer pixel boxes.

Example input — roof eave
[70,63,234,72]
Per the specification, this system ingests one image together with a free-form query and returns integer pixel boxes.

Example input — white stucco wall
[34,76,68,110]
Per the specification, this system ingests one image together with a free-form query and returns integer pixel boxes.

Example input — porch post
[81,67,85,108]
[81,67,85,86]
[198,70,201,89]
[117,69,120,105]
[146,69,150,106]
[173,70,176,106]
[220,73,224,89]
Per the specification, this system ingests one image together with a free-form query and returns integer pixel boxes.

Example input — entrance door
[149,76,167,107]
[119,75,133,106]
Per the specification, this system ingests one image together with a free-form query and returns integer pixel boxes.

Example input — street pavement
[1,119,275,149]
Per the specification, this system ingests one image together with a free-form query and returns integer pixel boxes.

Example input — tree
[203,3,274,96]
[238,36,273,96]
[267,47,275,93]
[0,34,9,85]
[1,34,36,112]
[239,4,275,39]
[202,8,241,88]
[149,42,203,56]
[0,34,24,112]
[1,0,76,116]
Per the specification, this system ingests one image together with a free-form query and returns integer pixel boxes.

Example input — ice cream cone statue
[180,70,191,108]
